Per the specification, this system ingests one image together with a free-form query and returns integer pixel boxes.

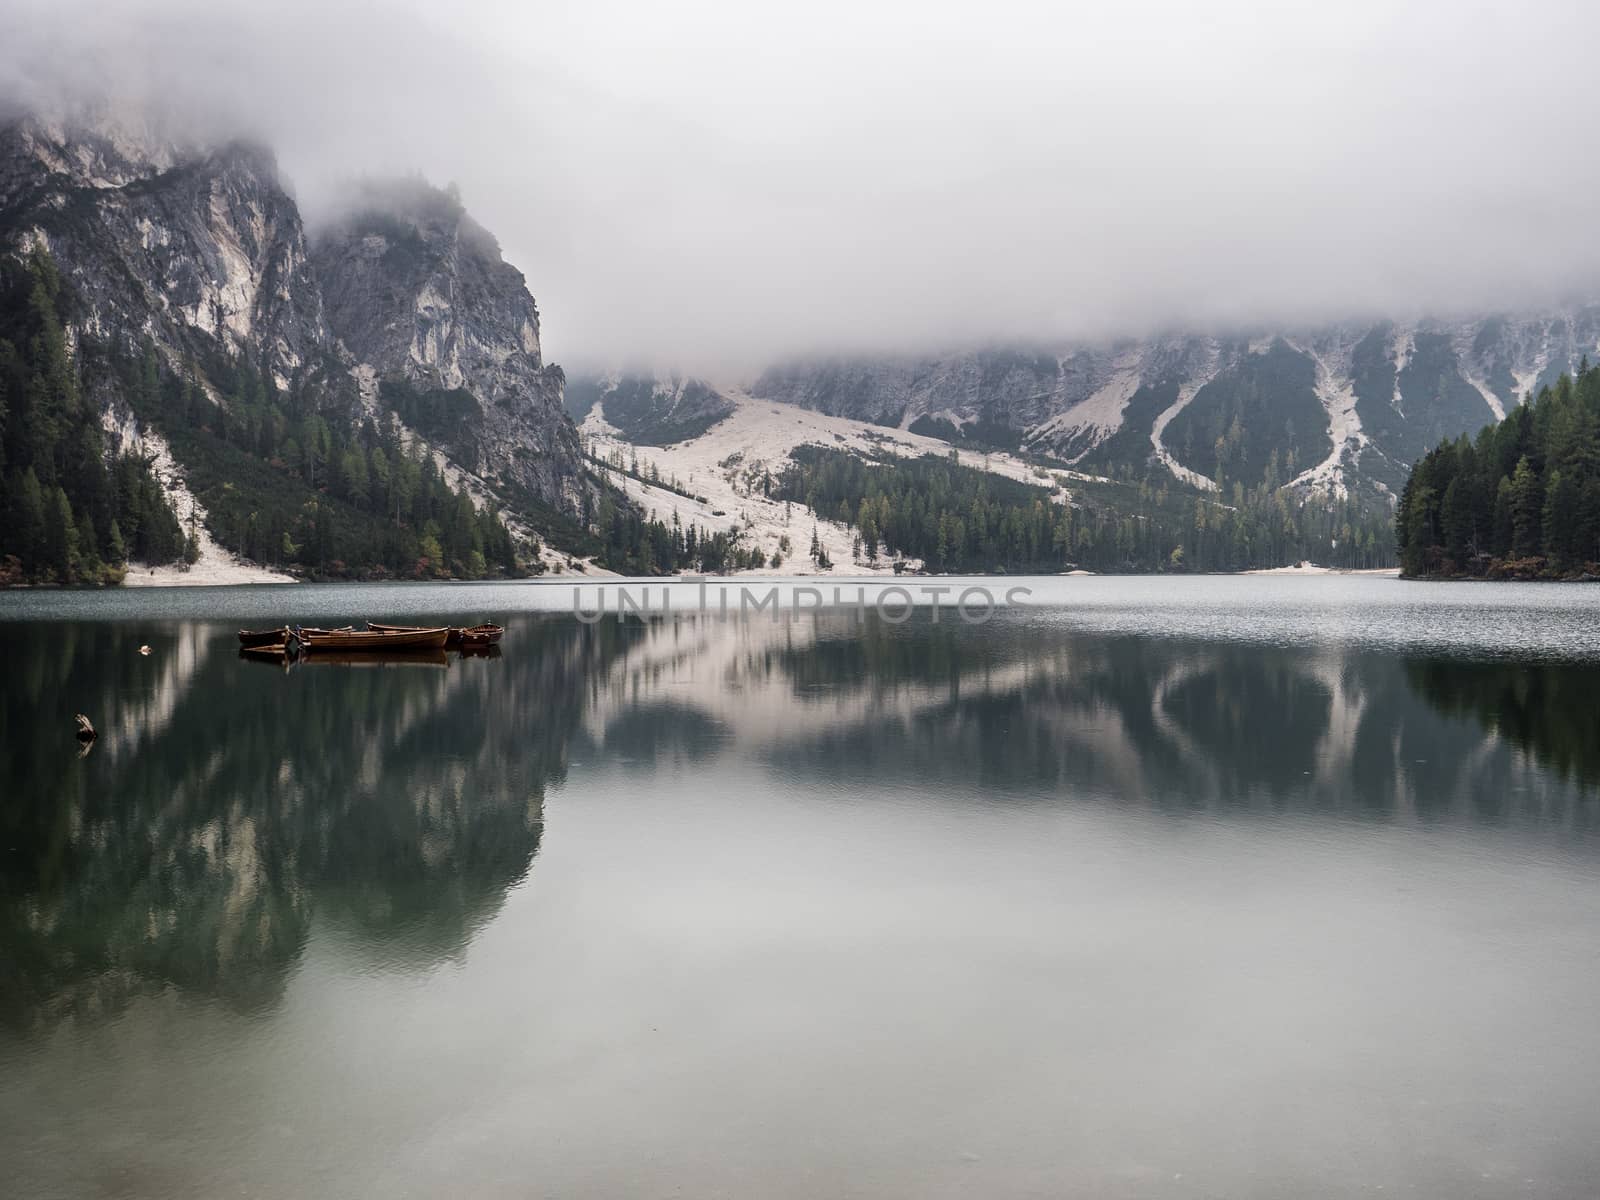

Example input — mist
[3,0,1598,374]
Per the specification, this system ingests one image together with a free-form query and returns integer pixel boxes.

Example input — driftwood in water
[74,713,96,740]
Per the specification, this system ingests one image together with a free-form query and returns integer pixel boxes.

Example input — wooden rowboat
[297,626,450,652]
[241,625,356,646]
[369,621,505,648]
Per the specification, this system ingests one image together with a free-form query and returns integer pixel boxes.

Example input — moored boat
[369,621,505,647]
[297,626,450,652]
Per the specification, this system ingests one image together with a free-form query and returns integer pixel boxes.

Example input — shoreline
[5,565,1407,591]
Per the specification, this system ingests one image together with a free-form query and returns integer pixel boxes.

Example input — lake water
[3,576,1600,1199]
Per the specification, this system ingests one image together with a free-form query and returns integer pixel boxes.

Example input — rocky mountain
[563,371,735,445]
[0,108,584,527]
[0,112,328,386]
[750,312,1600,498]
[310,180,578,506]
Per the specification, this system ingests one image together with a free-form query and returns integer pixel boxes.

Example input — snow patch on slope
[1463,372,1506,422]
[1287,344,1364,496]
[1030,352,1142,452]
[1391,328,1413,414]
[1512,325,1552,406]
[100,410,295,586]
[582,391,1079,575]
[1150,343,1221,492]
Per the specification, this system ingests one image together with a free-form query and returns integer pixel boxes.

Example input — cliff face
[0,114,329,386]
[309,180,580,508]
[750,312,1600,498]
[0,111,584,520]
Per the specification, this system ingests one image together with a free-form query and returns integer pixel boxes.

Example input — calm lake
[3,575,1600,1199]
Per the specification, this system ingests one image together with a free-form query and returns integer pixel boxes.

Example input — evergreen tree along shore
[775,446,1392,573]
[1396,364,1600,579]
[0,250,529,584]
[0,252,186,585]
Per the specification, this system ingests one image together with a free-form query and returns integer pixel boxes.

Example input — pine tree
[12,467,46,565]
[1510,456,1542,559]
[1441,478,1471,569]
[1491,476,1514,557]
[44,484,76,580]
[1542,469,1579,569]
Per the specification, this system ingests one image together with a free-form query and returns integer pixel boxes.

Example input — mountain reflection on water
[0,617,641,1032]
[2,608,1598,1035]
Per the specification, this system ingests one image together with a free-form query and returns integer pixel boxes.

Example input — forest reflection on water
[2,605,1598,1037]
[0,616,623,1032]
[5,586,1600,1198]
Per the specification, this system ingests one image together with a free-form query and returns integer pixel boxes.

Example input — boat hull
[299,627,450,652]
[369,621,504,648]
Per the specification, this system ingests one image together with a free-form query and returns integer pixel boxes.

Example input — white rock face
[309,178,582,511]
[2,114,330,390]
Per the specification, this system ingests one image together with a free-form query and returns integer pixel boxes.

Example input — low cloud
[3,0,1598,373]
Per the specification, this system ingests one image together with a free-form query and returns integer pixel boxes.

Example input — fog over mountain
[3,0,1598,372]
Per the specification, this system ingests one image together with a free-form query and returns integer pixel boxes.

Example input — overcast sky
[2,0,1597,371]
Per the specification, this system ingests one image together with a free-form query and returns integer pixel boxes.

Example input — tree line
[2,249,530,585]
[1396,364,1600,578]
[0,251,185,584]
[97,330,524,582]
[774,446,1392,573]
[584,487,774,575]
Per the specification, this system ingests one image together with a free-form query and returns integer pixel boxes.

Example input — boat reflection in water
[293,647,451,668]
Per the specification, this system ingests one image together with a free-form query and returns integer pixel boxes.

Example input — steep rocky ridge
[751,310,1600,498]
[0,113,328,386]
[309,179,581,511]
[0,109,585,536]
